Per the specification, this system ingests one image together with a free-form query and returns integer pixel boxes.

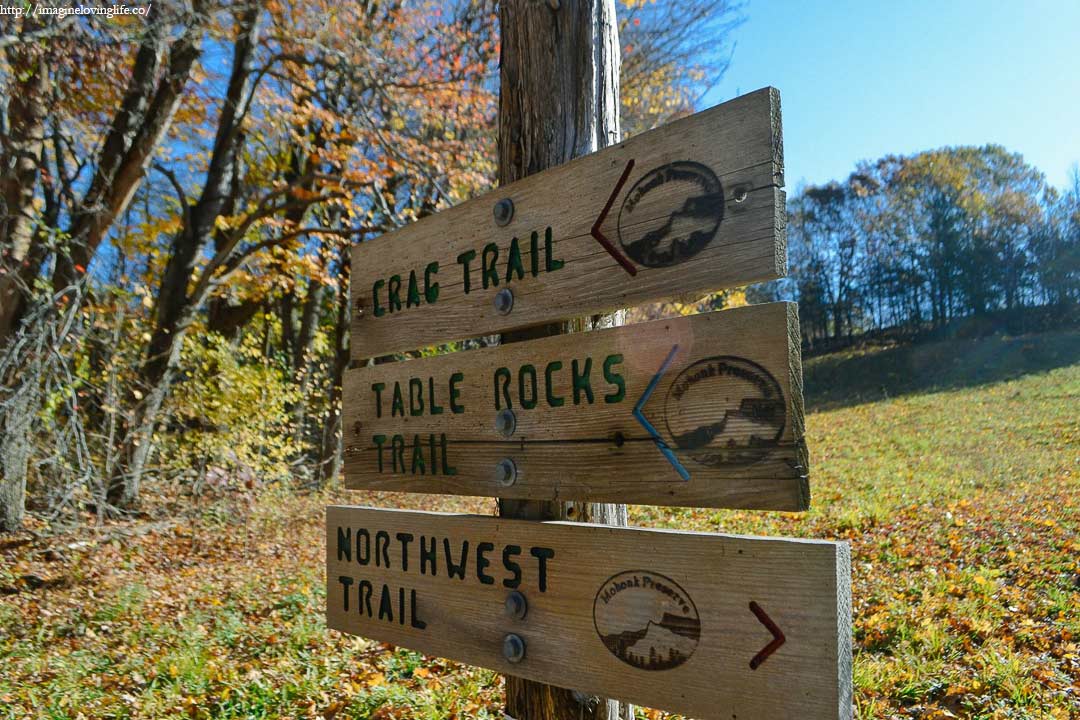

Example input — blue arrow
[633,344,690,481]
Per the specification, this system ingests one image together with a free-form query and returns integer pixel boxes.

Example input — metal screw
[547,0,560,9]
[502,633,526,663]
[493,287,514,315]
[732,185,749,203]
[504,591,528,620]
[493,197,514,226]
[495,408,517,437]
[495,457,518,487]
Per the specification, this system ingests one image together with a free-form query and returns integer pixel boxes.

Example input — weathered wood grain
[343,302,808,510]
[350,87,785,359]
[326,506,852,719]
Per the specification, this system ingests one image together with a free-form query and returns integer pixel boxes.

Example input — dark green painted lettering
[428,377,444,415]
[603,354,626,404]
[529,231,540,277]
[519,364,538,410]
[410,434,426,475]
[356,529,370,565]
[449,372,465,413]
[336,527,351,562]
[409,378,423,417]
[391,383,405,417]
[440,434,457,476]
[420,536,437,576]
[410,590,427,629]
[494,367,512,410]
[373,434,387,472]
[392,434,405,472]
[502,545,522,589]
[428,433,439,475]
[398,587,406,625]
[481,243,500,289]
[372,280,386,317]
[424,262,440,303]
[378,584,393,622]
[457,250,477,294]
[544,361,564,407]
[476,542,495,585]
[406,270,421,308]
[572,358,594,405]
[506,237,525,282]
[388,275,402,312]
[338,576,353,612]
[372,382,386,418]
[444,539,469,580]
[544,227,564,271]
[359,580,373,616]
[375,530,391,568]
[396,533,414,572]
[531,546,555,592]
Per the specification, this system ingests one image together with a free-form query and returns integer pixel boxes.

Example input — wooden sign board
[326,506,852,719]
[343,302,808,510]
[350,87,785,358]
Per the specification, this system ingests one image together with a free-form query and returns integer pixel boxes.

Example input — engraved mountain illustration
[622,192,724,267]
[600,612,701,671]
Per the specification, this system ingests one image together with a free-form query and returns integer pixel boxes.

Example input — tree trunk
[291,276,325,447]
[0,14,49,346]
[54,4,205,295]
[498,1,629,718]
[318,245,352,487]
[0,17,50,531]
[0,387,34,532]
[107,4,259,507]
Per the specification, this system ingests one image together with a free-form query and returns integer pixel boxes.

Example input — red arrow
[748,601,785,669]
[591,159,638,276]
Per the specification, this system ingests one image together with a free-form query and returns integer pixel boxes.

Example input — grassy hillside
[1,332,1077,719]
[802,328,1080,410]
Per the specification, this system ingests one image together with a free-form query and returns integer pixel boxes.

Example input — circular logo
[593,570,700,671]
[617,161,724,268]
[664,356,785,467]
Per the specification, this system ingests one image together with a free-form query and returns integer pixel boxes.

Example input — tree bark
[54,3,206,295]
[0,387,33,532]
[108,3,259,507]
[318,244,352,487]
[0,14,49,346]
[497,1,629,718]
[0,16,50,531]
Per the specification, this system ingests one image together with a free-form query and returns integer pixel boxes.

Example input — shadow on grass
[803,328,1080,412]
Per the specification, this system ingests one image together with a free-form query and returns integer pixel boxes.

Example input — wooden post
[497,1,630,718]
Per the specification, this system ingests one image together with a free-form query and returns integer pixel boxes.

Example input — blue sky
[702,0,1080,191]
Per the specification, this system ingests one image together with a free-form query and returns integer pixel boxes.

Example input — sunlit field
[2,331,1077,719]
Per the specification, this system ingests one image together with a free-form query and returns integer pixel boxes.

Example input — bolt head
[495,408,516,437]
[493,287,514,315]
[493,197,514,226]
[495,457,517,487]
[504,591,528,620]
[502,633,526,663]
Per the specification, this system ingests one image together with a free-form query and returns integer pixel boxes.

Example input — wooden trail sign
[343,302,808,510]
[350,87,785,359]
[326,506,852,719]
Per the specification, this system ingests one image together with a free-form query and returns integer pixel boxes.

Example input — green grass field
[1,330,1077,719]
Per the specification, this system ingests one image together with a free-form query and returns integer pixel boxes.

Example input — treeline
[0,0,741,531]
[758,147,1080,348]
